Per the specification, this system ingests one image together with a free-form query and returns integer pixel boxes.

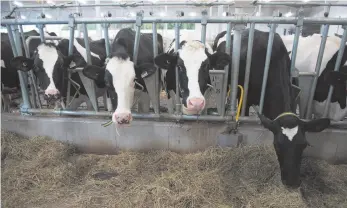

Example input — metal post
[174,21,181,114]
[221,22,232,117]
[133,11,143,65]
[230,24,245,117]
[37,24,45,42]
[66,16,75,107]
[103,23,111,58]
[323,26,347,117]
[152,22,160,114]
[259,23,277,114]
[81,23,98,111]
[241,23,255,116]
[290,8,304,79]
[201,10,208,44]
[8,25,32,111]
[19,25,41,109]
[305,24,330,119]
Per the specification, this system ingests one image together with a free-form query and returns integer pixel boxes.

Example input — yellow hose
[226,85,244,122]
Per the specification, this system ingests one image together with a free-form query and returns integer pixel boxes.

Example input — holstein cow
[82,28,164,125]
[281,33,347,121]
[212,29,331,188]
[154,38,231,115]
[10,37,107,110]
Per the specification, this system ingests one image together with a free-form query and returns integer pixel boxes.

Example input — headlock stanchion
[259,22,277,114]
[290,8,304,79]
[323,26,347,117]
[66,15,75,108]
[152,22,160,115]
[200,10,208,44]
[101,19,112,112]
[37,24,45,43]
[174,11,183,114]
[305,24,330,119]
[221,22,232,117]
[241,22,255,116]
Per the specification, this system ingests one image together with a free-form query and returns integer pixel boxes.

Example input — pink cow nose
[187,97,205,111]
[113,112,132,125]
[44,88,61,101]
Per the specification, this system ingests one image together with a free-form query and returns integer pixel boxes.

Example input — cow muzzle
[112,111,133,125]
[44,88,61,102]
[183,97,205,115]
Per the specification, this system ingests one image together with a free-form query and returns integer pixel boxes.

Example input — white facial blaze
[281,126,299,142]
[73,38,101,62]
[179,41,208,99]
[106,57,135,113]
[1,60,5,68]
[37,44,58,91]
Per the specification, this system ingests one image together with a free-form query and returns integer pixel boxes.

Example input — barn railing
[2,6,347,127]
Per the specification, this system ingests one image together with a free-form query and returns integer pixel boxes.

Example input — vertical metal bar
[133,17,142,65]
[290,9,304,79]
[230,25,244,117]
[66,17,75,107]
[8,25,32,110]
[241,23,255,116]
[305,24,330,119]
[37,25,45,42]
[174,22,181,114]
[221,22,231,117]
[103,24,110,58]
[201,10,208,44]
[19,25,41,109]
[152,22,160,114]
[259,23,277,114]
[323,26,347,117]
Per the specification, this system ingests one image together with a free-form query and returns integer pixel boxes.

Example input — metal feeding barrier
[1,1,347,128]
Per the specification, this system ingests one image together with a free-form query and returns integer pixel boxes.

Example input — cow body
[83,28,163,124]
[10,37,108,110]
[281,34,347,121]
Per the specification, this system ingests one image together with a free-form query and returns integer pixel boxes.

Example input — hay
[2,130,347,208]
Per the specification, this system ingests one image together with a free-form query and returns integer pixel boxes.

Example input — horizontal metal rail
[17,109,347,128]
[2,17,347,25]
[252,1,347,7]
[10,1,235,10]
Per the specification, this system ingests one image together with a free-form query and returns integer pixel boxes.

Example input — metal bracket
[201,10,208,25]
[296,7,304,27]
[135,11,144,27]
[68,15,76,29]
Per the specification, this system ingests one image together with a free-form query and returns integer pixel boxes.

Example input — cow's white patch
[281,126,298,142]
[106,56,135,114]
[73,38,101,62]
[313,99,347,121]
[179,41,207,99]
[37,44,58,91]
[1,60,5,68]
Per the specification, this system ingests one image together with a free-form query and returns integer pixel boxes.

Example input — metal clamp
[201,10,208,25]
[68,15,75,29]
[135,11,144,27]
[296,7,304,27]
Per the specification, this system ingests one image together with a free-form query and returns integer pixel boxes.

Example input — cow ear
[154,53,177,70]
[82,65,105,82]
[137,63,157,79]
[252,105,277,132]
[10,56,34,72]
[301,118,330,132]
[208,52,231,69]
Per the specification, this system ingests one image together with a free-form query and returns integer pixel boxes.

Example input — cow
[10,37,108,110]
[154,38,231,115]
[82,28,164,125]
[281,33,347,121]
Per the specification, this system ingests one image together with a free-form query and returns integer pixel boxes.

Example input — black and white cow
[82,28,164,124]
[10,37,107,110]
[154,38,231,115]
[281,33,347,121]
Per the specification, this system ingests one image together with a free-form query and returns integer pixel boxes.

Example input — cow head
[324,62,347,109]
[154,41,231,115]
[10,43,72,102]
[83,54,156,125]
[255,108,330,188]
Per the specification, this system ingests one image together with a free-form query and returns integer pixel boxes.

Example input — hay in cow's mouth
[2,129,347,208]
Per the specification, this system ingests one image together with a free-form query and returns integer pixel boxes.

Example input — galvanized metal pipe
[37,25,45,42]
[18,108,347,127]
[221,22,232,117]
[103,24,110,58]
[66,22,75,107]
[19,25,41,109]
[133,21,142,65]
[8,25,32,110]
[209,70,226,74]
[253,1,347,7]
[200,11,207,44]
[305,24,330,119]
[2,17,347,25]
[323,27,347,117]
[290,23,302,78]
[230,25,243,117]
[298,72,317,76]
[152,22,160,115]
[174,22,181,114]
[259,23,277,114]
[241,23,255,116]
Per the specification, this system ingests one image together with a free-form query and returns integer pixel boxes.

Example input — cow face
[154,41,231,115]
[256,110,330,188]
[10,43,71,102]
[83,55,156,125]
[324,63,347,109]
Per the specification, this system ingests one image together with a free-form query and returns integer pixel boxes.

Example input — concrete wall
[2,113,347,164]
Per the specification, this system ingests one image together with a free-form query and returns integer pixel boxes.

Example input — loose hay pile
[2,130,347,208]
